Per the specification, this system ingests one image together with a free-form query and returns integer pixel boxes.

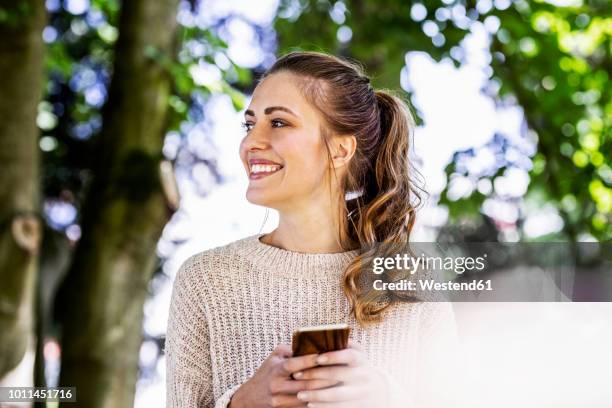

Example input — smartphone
[291,323,351,357]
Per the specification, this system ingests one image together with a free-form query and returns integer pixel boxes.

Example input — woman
[166,51,460,408]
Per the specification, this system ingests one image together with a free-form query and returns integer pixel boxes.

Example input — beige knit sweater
[165,233,461,408]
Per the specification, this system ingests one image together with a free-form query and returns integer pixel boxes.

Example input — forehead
[247,71,319,121]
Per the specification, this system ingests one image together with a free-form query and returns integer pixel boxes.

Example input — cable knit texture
[165,233,461,407]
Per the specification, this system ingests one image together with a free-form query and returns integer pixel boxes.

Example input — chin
[245,189,279,209]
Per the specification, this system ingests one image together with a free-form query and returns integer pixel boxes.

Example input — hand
[229,344,339,408]
[284,341,394,408]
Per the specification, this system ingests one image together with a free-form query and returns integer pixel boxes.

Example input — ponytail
[363,90,415,240]
[342,90,423,324]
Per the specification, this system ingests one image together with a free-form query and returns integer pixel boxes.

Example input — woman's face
[239,71,331,211]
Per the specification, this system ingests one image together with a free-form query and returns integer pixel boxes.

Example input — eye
[271,119,287,128]
[241,121,254,132]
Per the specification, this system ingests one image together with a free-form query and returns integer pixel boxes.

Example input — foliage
[489,0,610,241]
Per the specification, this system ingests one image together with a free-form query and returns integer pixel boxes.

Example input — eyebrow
[244,106,298,118]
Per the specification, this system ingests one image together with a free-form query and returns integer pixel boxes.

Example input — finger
[293,366,357,382]
[267,393,308,407]
[299,379,341,391]
[297,385,359,403]
[315,348,366,367]
[279,354,320,376]
[270,379,339,395]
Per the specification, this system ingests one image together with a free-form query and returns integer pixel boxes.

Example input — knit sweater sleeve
[165,254,237,408]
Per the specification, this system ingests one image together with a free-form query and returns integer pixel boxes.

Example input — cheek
[283,136,328,179]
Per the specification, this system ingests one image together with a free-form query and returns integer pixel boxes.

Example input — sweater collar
[237,233,360,277]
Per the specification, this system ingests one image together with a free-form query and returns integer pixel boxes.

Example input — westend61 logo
[372,253,488,275]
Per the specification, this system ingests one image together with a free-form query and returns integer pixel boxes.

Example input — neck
[264,196,346,254]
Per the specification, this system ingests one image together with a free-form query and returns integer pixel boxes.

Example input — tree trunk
[56,0,179,406]
[0,0,46,379]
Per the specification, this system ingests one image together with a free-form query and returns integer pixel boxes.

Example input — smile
[249,164,283,180]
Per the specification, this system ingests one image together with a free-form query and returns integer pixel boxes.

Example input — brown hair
[261,51,424,325]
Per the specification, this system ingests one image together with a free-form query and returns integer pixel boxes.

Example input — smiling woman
[165,51,463,408]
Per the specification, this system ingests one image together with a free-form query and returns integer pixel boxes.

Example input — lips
[248,158,283,166]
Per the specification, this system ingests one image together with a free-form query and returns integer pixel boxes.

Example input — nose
[241,123,270,153]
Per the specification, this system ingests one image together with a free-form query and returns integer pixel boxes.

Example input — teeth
[250,164,282,174]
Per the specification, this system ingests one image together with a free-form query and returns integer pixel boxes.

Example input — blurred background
[0,0,610,407]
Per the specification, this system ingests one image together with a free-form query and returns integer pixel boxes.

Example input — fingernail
[293,371,303,379]
[297,391,308,401]
[307,403,316,408]
[316,355,327,364]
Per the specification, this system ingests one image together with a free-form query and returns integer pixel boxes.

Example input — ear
[330,134,357,169]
